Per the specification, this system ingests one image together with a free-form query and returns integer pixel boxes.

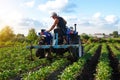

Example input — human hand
[46,30,50,32]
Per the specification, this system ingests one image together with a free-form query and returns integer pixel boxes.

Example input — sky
[0,0,120,35]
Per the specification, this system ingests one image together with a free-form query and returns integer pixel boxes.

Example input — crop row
[109,43,120,60]
[94,43,112,80]
[0,43,96,80]
[0,43,120,80]
[0,46,51,80]
[83,43,95,53]
[59,43,100,79]
[23,58,69,80]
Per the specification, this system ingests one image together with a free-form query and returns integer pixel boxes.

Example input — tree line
[0,26,120,44]
[0,26,38,43]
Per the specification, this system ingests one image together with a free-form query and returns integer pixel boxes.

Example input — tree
[27,28,38,42]
[14,34,26,42]
[0,26,15,42]
[113,31,118,38]
[16,34,25,38]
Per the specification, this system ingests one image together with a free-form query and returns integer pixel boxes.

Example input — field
[0,43,120,80]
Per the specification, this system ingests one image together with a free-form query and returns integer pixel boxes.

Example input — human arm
[47,18,59,32]
[63,18,67,25]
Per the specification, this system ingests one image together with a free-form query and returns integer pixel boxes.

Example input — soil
[115,46,120,51]
[107,46,120,80]
[45,61,72,80]
[10,57,68,80]
[76,45,101,80]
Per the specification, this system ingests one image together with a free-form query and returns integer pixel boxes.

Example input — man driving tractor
[47,12,67,44]
[35,12,83,61]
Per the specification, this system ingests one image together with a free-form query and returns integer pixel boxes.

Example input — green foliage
[87,37,94,43]
[0,46,50,79]
[95,43,112,80]
[23,59,68,80]
[0,26,15,42]
[60,60,85,80]
[0,43,120,80]
[113,31,119,38]
[80,33,90,43]
[26,28,38,42]
[107,38,115,43]
[109,43,120,60]
[13,34,26,43]
[83,43,94,53]
[95,61,112,80]
[60,44,100,80]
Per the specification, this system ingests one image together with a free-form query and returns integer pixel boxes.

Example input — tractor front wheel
[36,49,45,59]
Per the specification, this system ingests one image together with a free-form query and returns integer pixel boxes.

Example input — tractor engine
[36,29,53,59]
[53,26,79,44]
[67,26,79,44]
[38,29,52,45]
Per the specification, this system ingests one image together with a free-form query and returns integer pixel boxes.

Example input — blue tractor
[27,24,83,61]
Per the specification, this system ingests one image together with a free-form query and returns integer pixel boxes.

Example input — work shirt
[57,17,67,35]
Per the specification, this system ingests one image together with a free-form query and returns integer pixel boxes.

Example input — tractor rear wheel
[69,47,80,62]
[69,36,82,61]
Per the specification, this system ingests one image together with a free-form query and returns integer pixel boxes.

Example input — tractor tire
[36,49,45,58]
[44,48,53,60]
[69,47,79,62]
[45,52,53,60]
[69,36,82,62]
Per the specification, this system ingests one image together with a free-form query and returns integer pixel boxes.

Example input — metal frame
[27,33,82,57]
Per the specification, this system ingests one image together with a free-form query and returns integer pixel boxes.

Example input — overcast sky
[0,0,120,35]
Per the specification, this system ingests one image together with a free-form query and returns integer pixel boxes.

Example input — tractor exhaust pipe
[74,24,77,32]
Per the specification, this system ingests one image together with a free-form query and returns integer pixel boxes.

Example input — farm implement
[27,24,83,61]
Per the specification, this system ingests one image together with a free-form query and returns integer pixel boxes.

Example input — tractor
[27,24,83,61]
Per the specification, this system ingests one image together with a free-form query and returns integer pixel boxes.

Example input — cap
[70,27,73,30]
[51,12,57,17]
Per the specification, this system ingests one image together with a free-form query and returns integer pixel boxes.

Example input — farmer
[47,12,67,44]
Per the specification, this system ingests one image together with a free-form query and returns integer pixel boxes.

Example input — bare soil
[107,46,120,80]
[45,61,72,80]
[76,45,101,80]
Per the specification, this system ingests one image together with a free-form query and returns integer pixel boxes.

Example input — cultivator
[27,24,83,61]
